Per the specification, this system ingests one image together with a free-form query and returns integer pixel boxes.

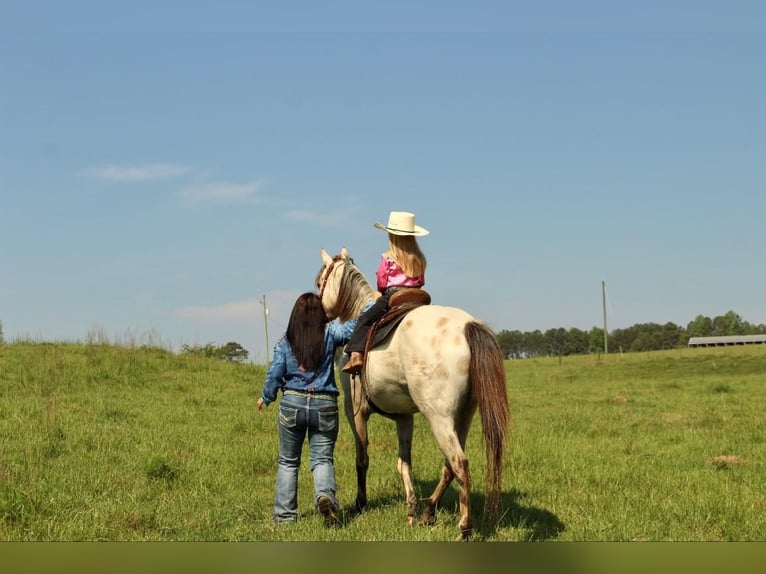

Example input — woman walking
[258,292,357,526]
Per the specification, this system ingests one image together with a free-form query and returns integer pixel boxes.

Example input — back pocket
[317,408,338,432]
[279,406,299,429]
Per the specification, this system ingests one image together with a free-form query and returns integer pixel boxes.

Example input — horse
[316,247,510,540]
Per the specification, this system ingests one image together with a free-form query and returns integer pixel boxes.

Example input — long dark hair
[285,292,329,372]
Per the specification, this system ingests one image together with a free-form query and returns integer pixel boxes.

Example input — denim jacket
[260,317,358,405]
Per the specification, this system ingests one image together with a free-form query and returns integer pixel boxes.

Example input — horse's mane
[316,256,376,323]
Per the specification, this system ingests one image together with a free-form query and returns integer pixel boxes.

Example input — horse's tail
[465,320,510,522]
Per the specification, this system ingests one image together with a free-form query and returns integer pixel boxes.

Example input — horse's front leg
[395,415,418,525]
[341,374,370,512]
[352,407,370,513]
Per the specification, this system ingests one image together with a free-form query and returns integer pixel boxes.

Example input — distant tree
[610,326,634,354]
[608,322,684,352]
[565,327,590,355]
[543,327,569,356]
[523,330,546,357]
[181,341,249,362]
[588,327,606,354]
[218,341,249,363]
[660,322,687,348]
[711,311,746,336]
[181,343,219,358]
[687,315,714,338]
[496,329,525,359]
[0,319,3,344]
[744,322,766,335]
[688,311,766,338]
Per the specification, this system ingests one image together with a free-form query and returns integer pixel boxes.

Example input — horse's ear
[341,246,348,259]
[321,248,333,266]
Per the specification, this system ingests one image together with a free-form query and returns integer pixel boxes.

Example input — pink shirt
[375,254,425,293]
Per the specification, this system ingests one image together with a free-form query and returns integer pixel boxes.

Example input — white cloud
[78,164,192,181]
[178,181,263,204]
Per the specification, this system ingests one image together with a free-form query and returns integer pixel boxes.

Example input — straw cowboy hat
[374,211,430,236]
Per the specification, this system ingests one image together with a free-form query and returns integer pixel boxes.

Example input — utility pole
[602,280,608,355]
[261,294,270,365]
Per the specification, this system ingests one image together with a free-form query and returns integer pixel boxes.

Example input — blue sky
[2,1,764,362]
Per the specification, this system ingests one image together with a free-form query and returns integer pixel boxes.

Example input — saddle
[363,288,432,354]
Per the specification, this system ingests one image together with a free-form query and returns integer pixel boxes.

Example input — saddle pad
[365,299,429,351]
[368,311,409,349]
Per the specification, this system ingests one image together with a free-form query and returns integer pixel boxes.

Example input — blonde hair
[387,233,426,277]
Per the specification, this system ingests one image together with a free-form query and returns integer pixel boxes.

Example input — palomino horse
[316,247,510,540]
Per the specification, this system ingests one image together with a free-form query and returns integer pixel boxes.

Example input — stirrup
[342,353,363,374]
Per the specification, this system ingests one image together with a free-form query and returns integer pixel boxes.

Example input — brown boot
[342,352,364,375]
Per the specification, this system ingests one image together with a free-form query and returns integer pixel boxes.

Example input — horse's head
[316,247,375,322]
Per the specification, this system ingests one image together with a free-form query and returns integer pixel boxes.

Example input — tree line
[496,310,766,359]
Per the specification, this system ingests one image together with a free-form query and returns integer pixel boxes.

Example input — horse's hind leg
[394,415,418,525]
[421,410,475,540]
[433,440,472,540]
[419,461,454,527]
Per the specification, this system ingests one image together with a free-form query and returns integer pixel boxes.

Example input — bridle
[317,252,373,414]
[317,254,342,303]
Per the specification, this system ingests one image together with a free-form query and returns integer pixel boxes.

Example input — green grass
[1,342,765,540]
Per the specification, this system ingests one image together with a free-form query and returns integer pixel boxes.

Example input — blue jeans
[273,391,340,522]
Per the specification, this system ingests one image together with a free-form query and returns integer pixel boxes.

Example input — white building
[688,334,766,347]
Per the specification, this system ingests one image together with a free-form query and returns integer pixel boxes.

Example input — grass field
[1,341,764,541]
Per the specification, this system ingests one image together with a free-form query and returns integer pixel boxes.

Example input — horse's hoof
[418,509,437,526]
[407,516,415,526]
